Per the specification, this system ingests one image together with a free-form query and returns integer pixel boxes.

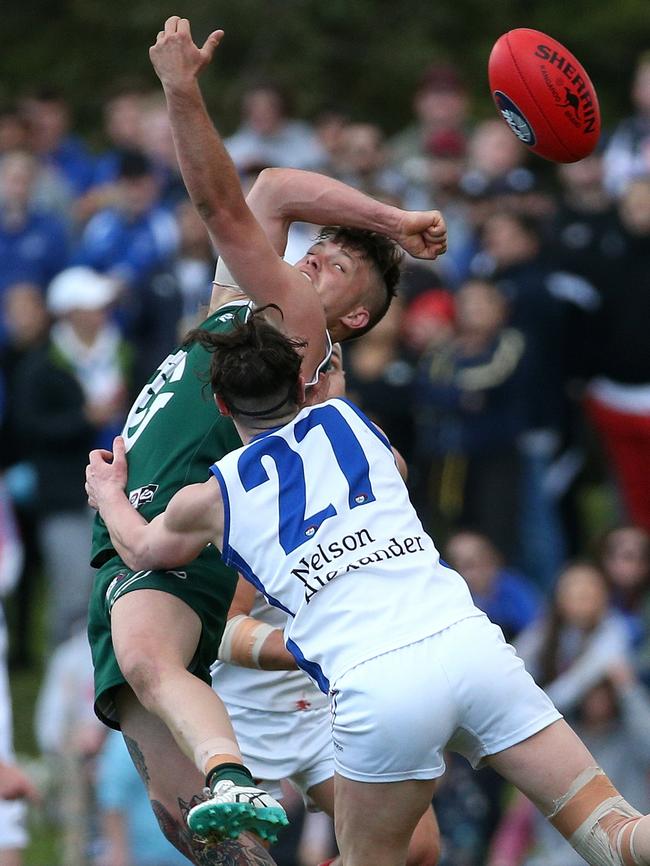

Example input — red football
[488,28,601,163]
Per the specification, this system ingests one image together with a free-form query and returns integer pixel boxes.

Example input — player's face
[295,240,371,324]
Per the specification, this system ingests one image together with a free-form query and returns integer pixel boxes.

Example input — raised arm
[149,17,327,379]
[246,167,447,259]
[85,437,223,571]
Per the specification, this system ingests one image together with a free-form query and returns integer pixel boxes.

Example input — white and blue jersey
[210,398,479,694]
[211,593,328,712]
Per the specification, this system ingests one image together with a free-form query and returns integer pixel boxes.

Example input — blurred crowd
[1,46,650,866]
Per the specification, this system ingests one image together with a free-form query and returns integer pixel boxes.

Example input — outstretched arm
[150,17,446,373]
[86,437,223,571]
[150,16,327,377]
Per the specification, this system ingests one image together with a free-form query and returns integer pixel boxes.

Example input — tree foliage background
[2,0,650,143]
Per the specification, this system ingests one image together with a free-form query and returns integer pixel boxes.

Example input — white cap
[47,267,118,315]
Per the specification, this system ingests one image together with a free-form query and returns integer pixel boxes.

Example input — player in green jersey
[88,15,447,863]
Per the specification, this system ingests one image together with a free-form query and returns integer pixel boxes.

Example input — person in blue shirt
[20,89,96,198]
[97,730,189,866]
[445,529,541,642]
[73,149,179,294]
[0,151,69,343]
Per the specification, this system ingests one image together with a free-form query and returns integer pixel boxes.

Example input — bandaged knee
[547,767,644,866]
[218,614,276,668]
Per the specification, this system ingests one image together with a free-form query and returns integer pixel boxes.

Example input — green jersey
[91,301,249,567]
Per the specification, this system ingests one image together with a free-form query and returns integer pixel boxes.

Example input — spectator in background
[35,626,105,866]
[77,79,150,224]
[487,660,650,866]
[445,530,541,643]
[331,122,431,210]
[460,119,537,207]
[73,149,179,302]
[452,124,552,287]
[0,283,50,466]
[0,105,29,156]
[550,150,620,290]
[603,51,650,197]
[400,286,455,361]
[225,82,326,173]
[314,107,350,175]
[597,524,650,647]
[0,282,49,669]
[515,561,631,716]
[584,177,650,531]
[412,279,527,558]
[390,62,469,188]
[11,266,130,647]
[45,267,130,448]
[0,478,29,866]
[477,210,596,587]
[19,88,96,199]
[421,129,471,286]
[172,199,214,335]
[0,763,38,804]
[345,297,418,467]
[92,80,149,188]
[434,752,491,866]
[0,151,69,336]
[138,93,187,207]
[0,106,71,220]
[96,730,189,866]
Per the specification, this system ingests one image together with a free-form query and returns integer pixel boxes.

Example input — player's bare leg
[111,590,241,769]
[487,718,650,866]
[307,776,440,866]
[116,686,278,865]
[405,806,440,866]
[334,774,437,866]
[111,590,287,841]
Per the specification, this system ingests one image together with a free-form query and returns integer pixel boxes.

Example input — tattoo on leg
[151,799,197,861]
[148,796,279,866]
[123,734,151,790]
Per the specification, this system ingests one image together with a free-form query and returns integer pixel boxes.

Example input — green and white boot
[188,778,289,843]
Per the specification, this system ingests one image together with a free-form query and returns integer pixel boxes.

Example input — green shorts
[88,547,238,729]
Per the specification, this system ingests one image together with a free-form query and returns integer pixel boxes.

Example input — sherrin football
[488,28,601,163]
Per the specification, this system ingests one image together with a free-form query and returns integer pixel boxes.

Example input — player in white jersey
[212,586,333,804]
[213,579,440,866]
[211,345,439,866]
[87,313,650,866]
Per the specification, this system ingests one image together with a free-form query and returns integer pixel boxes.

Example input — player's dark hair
[185,306,306,423]
[316,226,402,338]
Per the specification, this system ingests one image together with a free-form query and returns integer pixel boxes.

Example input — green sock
[206,762,255,792]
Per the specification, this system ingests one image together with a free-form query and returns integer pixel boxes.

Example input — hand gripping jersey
[211,398,479,693]
[91,302,249,566]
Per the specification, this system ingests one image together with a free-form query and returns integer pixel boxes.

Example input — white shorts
[227,703,333,802]
[330,613,561,783]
